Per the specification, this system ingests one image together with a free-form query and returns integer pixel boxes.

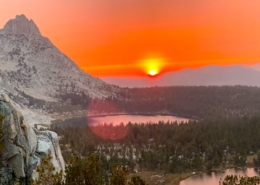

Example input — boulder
[0,94,65,184]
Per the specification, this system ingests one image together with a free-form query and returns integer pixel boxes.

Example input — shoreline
[87,112,200,120]
[177,165,257,185]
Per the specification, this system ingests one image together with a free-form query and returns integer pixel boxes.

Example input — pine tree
[31,154,63,185]
[128,176,147,185]
[0,114,5,175]
[0,114,4,155]
[109,164,128,185]
[65,153,102,185]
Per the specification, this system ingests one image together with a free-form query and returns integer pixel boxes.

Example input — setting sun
[149,69,158,76]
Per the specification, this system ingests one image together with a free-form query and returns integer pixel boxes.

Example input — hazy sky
[1,0,260,76]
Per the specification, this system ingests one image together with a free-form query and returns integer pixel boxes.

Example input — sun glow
[139,56,166,76]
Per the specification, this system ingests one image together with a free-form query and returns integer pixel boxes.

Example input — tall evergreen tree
[0,114,5,168]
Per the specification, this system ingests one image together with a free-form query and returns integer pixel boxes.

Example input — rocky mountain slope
[0,94,64,184]
[0,15,118,102]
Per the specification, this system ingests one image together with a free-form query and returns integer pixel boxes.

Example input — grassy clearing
[128,171,193,185]
[128,164,240,185]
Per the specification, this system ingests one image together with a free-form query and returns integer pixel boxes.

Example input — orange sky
[1,0,260,77]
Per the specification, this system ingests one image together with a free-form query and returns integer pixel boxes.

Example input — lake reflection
[180,168,260,185]
[87,114,189,126]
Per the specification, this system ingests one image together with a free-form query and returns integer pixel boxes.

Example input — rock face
[0,94,65,184]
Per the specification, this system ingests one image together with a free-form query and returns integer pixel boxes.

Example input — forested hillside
[84,86,260,119]
[49,86,260,185]
[52,116,260,174]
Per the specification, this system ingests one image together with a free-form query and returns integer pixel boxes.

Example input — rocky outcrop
[0,94,65,184]
[2,14,41,37]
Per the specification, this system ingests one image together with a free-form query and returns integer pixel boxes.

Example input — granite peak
[2,14,41,37]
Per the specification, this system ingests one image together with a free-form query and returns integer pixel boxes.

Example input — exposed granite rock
[0,94,65,184]
[2,14,41,37]
[0,14,118,105]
